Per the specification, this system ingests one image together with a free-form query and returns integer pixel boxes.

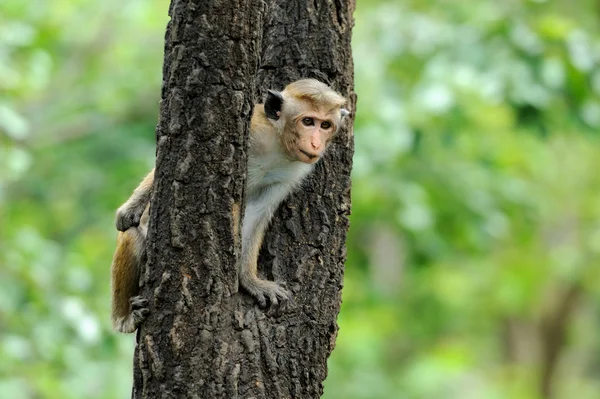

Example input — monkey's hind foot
[241,278,292,312]
[113,296,149,333]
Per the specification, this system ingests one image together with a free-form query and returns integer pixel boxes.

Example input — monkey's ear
[265,90,284,120]
[340,108,350,120]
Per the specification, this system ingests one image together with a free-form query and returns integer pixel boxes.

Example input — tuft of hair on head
[283,79,346,109]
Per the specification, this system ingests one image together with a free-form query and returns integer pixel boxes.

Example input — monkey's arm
[116,168,154,231]
[110,228,149,333]
[239,185,292,308]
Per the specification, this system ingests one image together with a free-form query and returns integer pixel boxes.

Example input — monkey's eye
[321,121,332,129]
[301,117,314,126]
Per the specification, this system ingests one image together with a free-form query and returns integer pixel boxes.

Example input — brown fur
[110,228,144,332]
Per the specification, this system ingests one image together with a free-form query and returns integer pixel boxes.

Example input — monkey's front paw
[116,204,143,231]
[241,278,292,311]
[130,296,149,326]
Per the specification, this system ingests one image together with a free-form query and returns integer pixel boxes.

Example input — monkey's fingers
[268,292,289,317]
[130,296,149,309]
[268,291,279,308]
[240,278,295,312]
[276,289,295,315]
[255,293,268,308]
[261,282,292,313]
[116,207,142,231]
[130,296,149,327]
[132,308,149,325]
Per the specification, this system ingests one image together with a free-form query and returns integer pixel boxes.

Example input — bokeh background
[2,0,600,398]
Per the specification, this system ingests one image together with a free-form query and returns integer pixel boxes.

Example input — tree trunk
[132,0,355,398]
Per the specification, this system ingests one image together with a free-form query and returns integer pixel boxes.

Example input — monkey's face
[293,111,337,164]
[265,80,349,164]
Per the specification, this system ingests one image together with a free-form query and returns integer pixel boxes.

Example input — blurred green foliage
[2,0,600,398]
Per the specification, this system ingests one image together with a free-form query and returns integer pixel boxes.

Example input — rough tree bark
[132,0,355,398]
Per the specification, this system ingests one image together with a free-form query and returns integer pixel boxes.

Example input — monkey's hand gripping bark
[238,186,294,310]
[116,201,144,231]
[115,169,154,232]
[240,276,291,311]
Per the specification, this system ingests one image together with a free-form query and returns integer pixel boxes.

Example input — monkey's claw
[130,296,149,325]
[242,279,292,312]
[116,205,142,231]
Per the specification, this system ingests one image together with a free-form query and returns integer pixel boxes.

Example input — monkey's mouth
[299,149,318,160]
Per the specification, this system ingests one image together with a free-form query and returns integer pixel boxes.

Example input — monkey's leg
[116,168,155,231]
[239,191,292,309]
[110,228,149,333]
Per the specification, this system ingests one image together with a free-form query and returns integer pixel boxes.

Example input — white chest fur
[247,151,313,197]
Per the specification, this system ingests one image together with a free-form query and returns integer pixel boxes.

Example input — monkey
[110,79,349,333]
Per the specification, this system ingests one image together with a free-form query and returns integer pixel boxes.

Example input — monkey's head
[265,79,349,164]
